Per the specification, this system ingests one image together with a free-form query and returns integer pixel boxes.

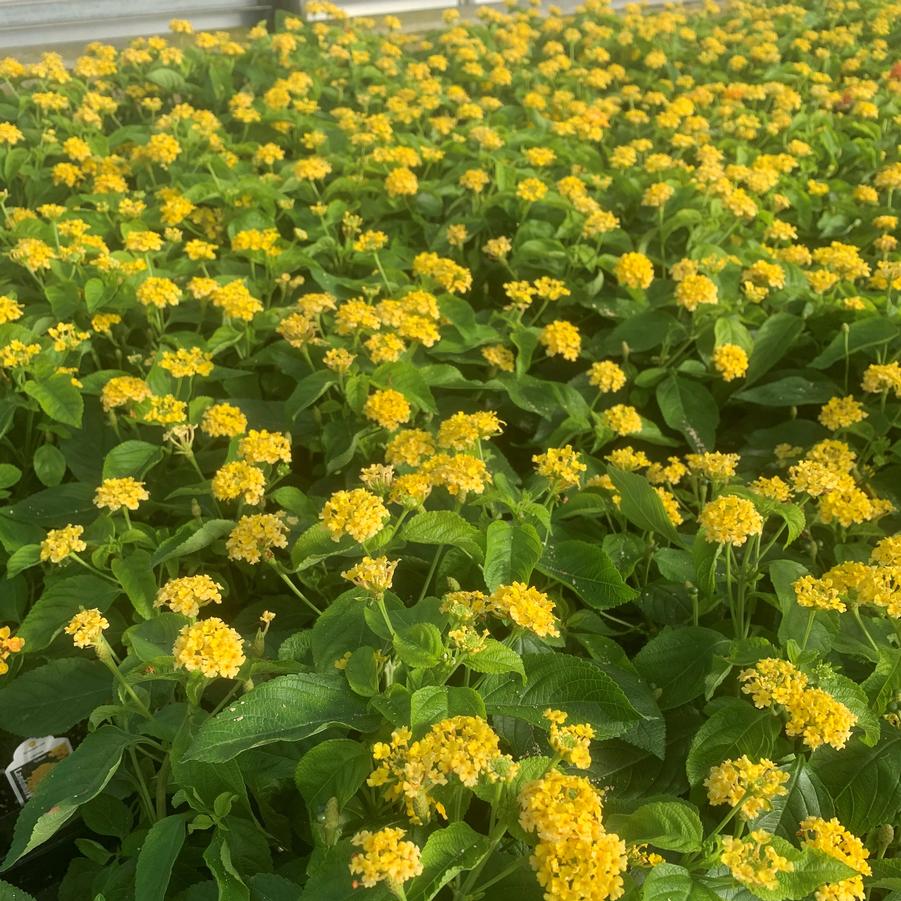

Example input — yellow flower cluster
[436,411,503,451]
[540,320,582,361]
[519,771,628,901]
[799,816,871,901]
[320,488,389,543]
[94,477,149,512]
[721,831,793,892]
[699,495,763,546]
[226,513,289,564]
[211,460,266,506]
[349,828,422,890]
[172,617,245,679]
[0,626,25,675]
[614,252,654,290]
[488,582,559,638]
[705,756,789,819]
[740,658,857,750]
[544,709,595,769]
[532,445,587,489]
[65,609,109,648]
[342,556,397,594]
[364,389,412,431]
[40,524,86,563]
[156,575,223,617]
[369,716,514,823]
[588,360,627,393]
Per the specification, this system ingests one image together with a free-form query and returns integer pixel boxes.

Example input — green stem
[801,609,816,651]
[274,567,322,615]
[852,605,880,653]
[155,755,171,820]
[129,747,157,824]
[418,544,445,602]
[99,649,154,720]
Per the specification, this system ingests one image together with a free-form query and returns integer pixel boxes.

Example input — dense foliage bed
[0,0,900,897]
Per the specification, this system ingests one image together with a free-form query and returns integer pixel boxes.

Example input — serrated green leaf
[186,674,379,762]
[482,520,542,592]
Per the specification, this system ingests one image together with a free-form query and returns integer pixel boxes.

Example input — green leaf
[18,574,122,651]
[810,317,899,369]
[863,648,901,715]
[745,313,805,385]
[111,551,157,619]
[0,464,22,490]
[0,726,135,870]
[203,830,250,901]
[151,519,234,566]
[5,544,41,578]
[294,739,371,815]
[0,658,111,737]
[407,823,488,901]
[734,838,857,901]
[641,864,720,901]
[371,361,437,414]
[633,627,725,710]
[409,686,486,733]
[344,647,380,697]
[135,815,186,901]
[23,375,84,427]
[607,467,684,545]
[401,511,483,561]
[186,673,379,762]
[537,538,636,610]
[291,523,354,571]
[482,521,542,592]
[655,373,718,452]
[607,799,703,852]
[124,613,189,663]
[481,653,641,741]
[811,727,901,833]
[685,699,782,784]
[286,370,336,419]
[734,376,837,407]
[311,592,381,672]
[33,445,67,487]
[466,638,526,679]
[755,763,834,839]
[103,441,164,479]
[393,623,444,668]
[0,879,38,901]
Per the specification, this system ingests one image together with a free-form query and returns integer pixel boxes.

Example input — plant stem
[274,568,322,615]
[418,544,445,602]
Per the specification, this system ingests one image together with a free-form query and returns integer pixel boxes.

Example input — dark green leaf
[23,375,84,427]
[607,467,684,545]
[481,653,641,741]
[745,314,805,385]
[482,521,542,592]
[18,575,121,651]
[655,373,718,452]
[186,674,379,762]
[685,699,782,784]
[811,727,901,833]
[537,538,636,610]
[294,739,370,814]
[33,445,67,487]
[607,799,703,852]
[1,726,135,870]
[0,658,110,737]
[401,511,483,561]
[735,376,837,407]
[633,627,724,710]
[103,441,164,479]
[135,815,186,901]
